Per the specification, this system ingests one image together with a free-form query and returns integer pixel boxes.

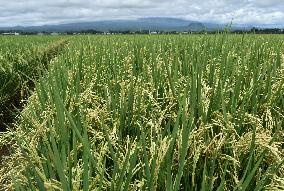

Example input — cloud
[0,0,283,26]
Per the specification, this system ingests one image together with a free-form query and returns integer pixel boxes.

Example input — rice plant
[0,34,283,190]
[0,36,68,130]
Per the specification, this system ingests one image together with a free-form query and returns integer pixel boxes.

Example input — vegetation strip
[0,39,68,166]
[0,39,68,131]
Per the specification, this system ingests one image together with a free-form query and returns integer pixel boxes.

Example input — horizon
[0,0,284,27]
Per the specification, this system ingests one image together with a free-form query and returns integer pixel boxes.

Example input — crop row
[0,36,68,130]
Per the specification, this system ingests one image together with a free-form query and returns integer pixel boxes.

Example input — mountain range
[0,17,281,33]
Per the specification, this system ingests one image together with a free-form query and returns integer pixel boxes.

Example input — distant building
[50,32,59,35]
[2,32,20,35]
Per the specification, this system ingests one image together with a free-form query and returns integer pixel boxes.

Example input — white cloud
[0,0,283,26]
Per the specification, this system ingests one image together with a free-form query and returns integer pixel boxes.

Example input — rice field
[0,34,284,190]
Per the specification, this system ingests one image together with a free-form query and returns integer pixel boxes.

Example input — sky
[0,0,283,27]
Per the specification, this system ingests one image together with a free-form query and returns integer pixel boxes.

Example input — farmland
[0,34,284,190]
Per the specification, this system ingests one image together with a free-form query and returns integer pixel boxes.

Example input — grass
[0,34,283,190]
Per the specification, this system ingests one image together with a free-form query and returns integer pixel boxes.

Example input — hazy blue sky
[0,0,283,26]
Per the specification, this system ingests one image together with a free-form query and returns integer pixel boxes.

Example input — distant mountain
[2,17,279,33]
[188,22,206,31]
[0,17,231,33]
